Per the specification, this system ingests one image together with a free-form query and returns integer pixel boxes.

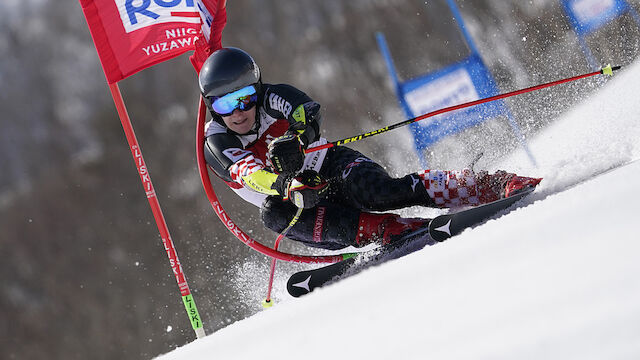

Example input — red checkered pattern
[418,169,481,207]
[229,155,265,185]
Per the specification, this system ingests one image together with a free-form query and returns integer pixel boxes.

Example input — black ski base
[287,186,535,297]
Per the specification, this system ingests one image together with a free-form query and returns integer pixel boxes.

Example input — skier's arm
[233,164,279,195]
[267,103,321,174]
[204,133,279,195]
[205,135,329,207]
[263,85,323,174]
[263,84,322,147]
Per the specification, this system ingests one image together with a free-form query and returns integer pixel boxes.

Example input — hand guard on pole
[268,134,305,174]
[272,170,328,209]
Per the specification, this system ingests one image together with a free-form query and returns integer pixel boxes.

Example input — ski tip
[287,274,312,298]
[601,64,621,76]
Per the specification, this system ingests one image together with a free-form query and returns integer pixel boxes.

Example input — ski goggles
[209,85,258,116]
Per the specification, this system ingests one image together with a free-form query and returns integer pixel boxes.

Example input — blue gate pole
[576,33,600,71]
[445,0,479,56]
[376,32,430,168]
[447,0,537,167]
[629,5,640,25]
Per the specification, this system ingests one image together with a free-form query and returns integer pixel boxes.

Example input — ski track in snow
[156,61,640,359]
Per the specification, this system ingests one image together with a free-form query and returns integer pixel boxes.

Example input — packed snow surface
[157,61,640,359]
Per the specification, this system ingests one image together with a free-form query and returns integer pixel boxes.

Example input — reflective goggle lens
[210,85,258,116]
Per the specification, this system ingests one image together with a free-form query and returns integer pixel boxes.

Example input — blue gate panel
[401,54,508,149]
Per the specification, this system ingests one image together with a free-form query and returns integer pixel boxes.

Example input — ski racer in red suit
[200,48,541,250]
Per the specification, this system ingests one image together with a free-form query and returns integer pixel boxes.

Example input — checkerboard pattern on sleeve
[229,155,265,185]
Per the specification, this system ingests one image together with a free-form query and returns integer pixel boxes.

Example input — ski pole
[305,65,621,154]
[262,206,304,308]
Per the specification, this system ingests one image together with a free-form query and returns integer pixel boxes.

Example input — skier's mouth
[233,118,248,125]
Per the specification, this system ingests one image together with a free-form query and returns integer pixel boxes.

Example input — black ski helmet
[199,47,261,113]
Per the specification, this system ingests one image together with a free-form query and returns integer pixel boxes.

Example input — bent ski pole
[305,65,621,154]
[262,206,304,308]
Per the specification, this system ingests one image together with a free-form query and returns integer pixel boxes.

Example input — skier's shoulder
[261,83,313,119]
[203,120,246,175]
[262,83,308,99]
[204,120,242,151]
[205,118,227,137]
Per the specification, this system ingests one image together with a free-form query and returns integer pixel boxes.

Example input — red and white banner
[79,0,226,83]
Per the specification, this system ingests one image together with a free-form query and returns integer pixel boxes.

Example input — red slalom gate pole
[108,83,205,339]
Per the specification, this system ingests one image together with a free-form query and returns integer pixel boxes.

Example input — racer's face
[221,106,256,134]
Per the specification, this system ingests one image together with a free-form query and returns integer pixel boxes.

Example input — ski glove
[272,170,328,209]
[289,101,322,147]
[268,134,304,174]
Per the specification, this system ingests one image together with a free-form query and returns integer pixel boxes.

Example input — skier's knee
[346,174,424,211]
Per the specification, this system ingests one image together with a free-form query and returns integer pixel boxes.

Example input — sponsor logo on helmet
[116,0,201,33]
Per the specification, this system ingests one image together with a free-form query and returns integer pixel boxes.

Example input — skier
[200,47,541,250]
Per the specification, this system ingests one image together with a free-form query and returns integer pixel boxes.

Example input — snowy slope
[157,62,640,359]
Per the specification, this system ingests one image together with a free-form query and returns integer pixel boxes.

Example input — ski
[428,186,535,242]
[287,186,536,297]
[287,227,433,297]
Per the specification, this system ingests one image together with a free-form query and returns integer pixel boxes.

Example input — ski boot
[418,169,542,207]
[476,170,542,200]
[504,175,543,197]
[355,213,430,247]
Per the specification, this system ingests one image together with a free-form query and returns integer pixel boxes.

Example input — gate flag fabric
[79,0,226,83]
[189,0,227,73]
[78,0,226,338]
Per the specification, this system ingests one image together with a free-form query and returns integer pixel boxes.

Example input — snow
[157,62,640,359]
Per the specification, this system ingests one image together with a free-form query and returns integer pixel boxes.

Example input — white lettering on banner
[141,36,197,55]
[165,27,198,39]
[404,68,479,127]
[570,0,615,25]
[116,0,201,33]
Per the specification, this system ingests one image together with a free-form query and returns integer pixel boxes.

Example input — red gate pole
[108,83,206,339]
